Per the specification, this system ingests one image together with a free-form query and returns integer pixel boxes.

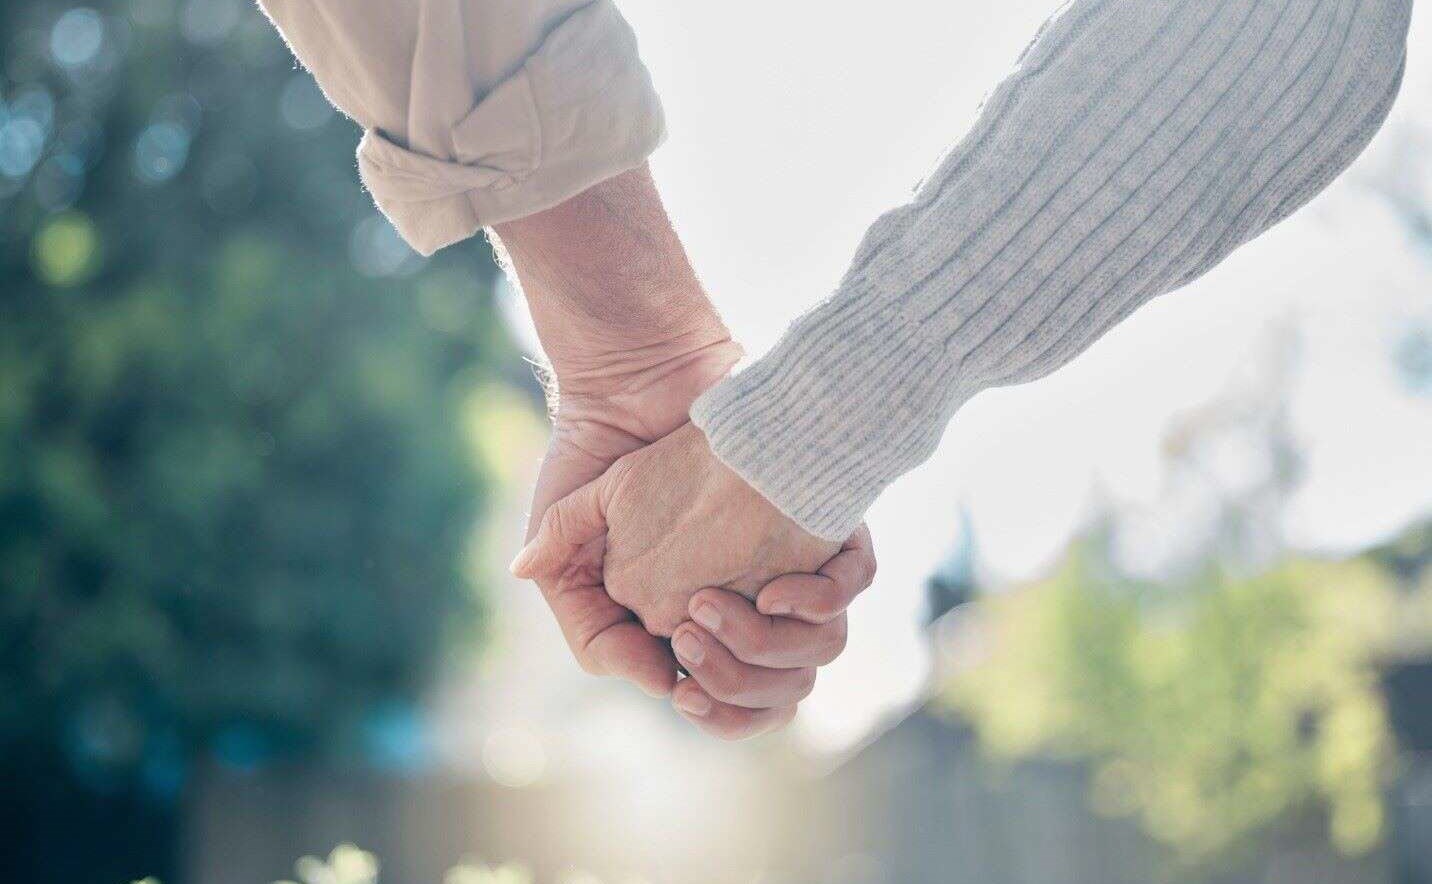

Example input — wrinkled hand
[514,422,876,738]
[521,344,741,699]
[495,166,874,736]
[516,424,841,633]
[664,525,874,739]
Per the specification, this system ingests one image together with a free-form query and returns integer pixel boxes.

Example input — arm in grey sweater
[692,0,1413,540]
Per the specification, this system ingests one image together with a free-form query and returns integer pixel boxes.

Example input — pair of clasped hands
[507,340,876,740]
[498,166,875,740]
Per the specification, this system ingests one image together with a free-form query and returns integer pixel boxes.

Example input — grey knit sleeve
[690,0,1412,541]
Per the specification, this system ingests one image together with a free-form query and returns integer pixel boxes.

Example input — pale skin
[492,165,876,739]
[514,424,841,638]
[511,423,867,731]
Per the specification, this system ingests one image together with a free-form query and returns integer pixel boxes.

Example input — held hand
[513,423,875,739]
[667,524,875,740]
[513,424,842,636]
[521,343,741,698]
[519,336,876,719]
[496,167,876,728]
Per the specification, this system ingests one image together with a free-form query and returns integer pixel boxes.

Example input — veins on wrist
[550,336,741,437]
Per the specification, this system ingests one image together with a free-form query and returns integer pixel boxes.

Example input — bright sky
[494,1,1432,753]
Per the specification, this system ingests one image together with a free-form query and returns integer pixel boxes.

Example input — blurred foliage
[941,547,1423,866]
[0,0,525,782]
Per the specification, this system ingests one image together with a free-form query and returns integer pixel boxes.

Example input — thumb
[510,476,609,578]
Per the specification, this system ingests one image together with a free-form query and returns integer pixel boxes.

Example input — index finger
[755,523,876,624]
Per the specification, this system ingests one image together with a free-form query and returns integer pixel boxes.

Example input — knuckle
[707,666,750,704]
[733,623,771,663]
[541,505,567,542]
[574,649,604,676]
[807,587,843,622]
[642,607,685,640]
[604,567,641,610]
[795,668,818,701]
[851,555,877,589]
[687,651,725,691]
[574,630,609,676]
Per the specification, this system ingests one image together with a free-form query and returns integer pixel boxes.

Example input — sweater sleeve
[256,0,665,255]
[691,0,1412,541]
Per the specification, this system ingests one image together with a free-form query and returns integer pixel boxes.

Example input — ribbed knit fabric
[691,0,1412,541]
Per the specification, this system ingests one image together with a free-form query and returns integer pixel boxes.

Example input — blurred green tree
[934,334,1432,870]
[943,551,1400,865]
[0,0,521,790]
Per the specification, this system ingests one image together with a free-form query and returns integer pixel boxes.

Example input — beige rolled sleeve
[257,0,666,255]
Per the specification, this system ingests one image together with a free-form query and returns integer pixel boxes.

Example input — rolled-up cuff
[358,0,666,256]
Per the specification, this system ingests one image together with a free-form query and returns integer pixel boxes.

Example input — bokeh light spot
[11,84,56,132]
[32,211,101,286]
[0,118,46,178]
[279,74,333,131]
[350,214,422,277]
[133,121,191,183]
[444,861,534,884]
[51,8,106,68]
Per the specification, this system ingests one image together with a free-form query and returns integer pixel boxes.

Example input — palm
[525,344,741,694]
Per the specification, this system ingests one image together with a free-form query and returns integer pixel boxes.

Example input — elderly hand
[496,165,874,736]
[664,526,874,739]
[521,341,739,699]
[513,423,876,738]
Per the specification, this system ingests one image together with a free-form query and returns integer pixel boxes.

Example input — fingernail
[765,600,794,616]
[672,631,705,665]
[674,690,711,717]
[692,603,723,633]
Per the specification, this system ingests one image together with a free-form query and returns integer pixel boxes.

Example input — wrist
[492,163,738,422]
[555,334,740,443]
[546,306,735,393]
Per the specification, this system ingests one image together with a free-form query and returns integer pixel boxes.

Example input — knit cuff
[691,296,972,542]
[357,0,665,256]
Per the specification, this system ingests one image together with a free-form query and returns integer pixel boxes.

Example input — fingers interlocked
[513,424,878,742]
[670,525,875,741]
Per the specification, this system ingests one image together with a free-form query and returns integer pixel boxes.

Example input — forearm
[259,0,665,256]
[693,0,1412,541]
[497,166,742,705]
[492,164,738,416]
